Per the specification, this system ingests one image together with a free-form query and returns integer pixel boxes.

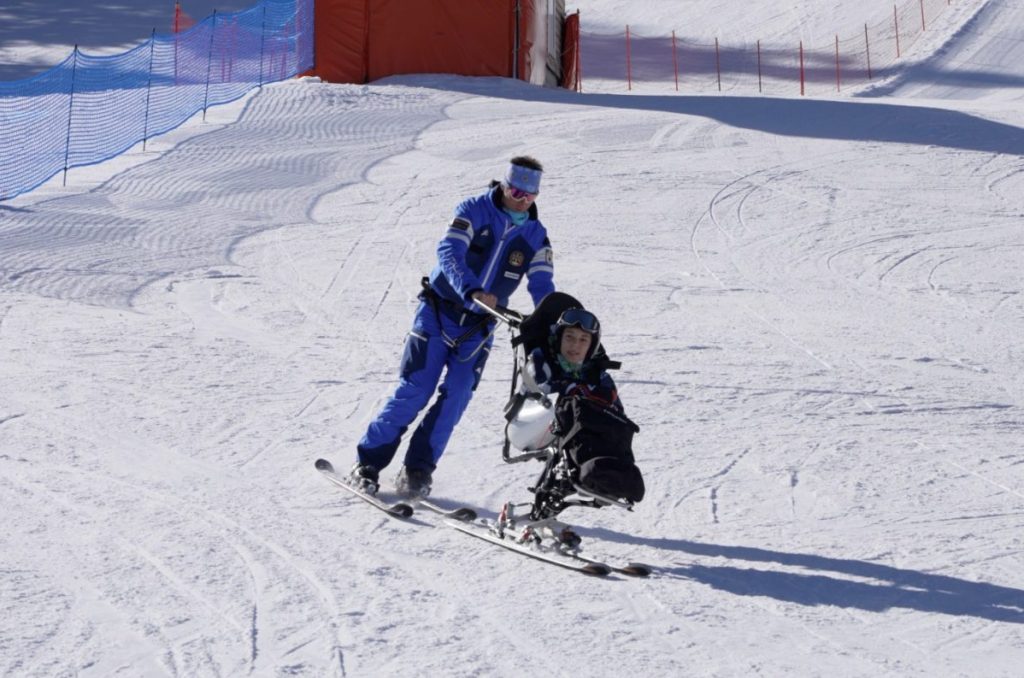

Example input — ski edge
[315,458,414,519]
[445,520,611,576]
[417,499,477,522]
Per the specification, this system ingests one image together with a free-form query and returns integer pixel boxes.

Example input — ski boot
[395,466,432,498]
[348,462,380,495]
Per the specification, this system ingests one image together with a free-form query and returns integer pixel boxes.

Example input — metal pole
[757,39,763,93]
[894,5,901,59]
[143,29,156,151]
[513,0,520,80]
[62,46,79,187]
[715,37,721,91]
[625,25,632,91]
[672,30,679,92]
[799,41,805,96]
[835,34,841,92]
[865,23,873,80]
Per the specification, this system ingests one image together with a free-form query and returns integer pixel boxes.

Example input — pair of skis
[315,458,475,521]
[314,458,650,578]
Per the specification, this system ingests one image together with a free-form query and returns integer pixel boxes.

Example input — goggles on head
[557,308,600,334]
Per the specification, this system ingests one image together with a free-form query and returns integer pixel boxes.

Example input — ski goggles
[507,185,537,200]
[557,308,600,334]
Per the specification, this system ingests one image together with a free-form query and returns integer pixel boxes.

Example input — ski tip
[451,507,478,521]
[582,563,612,577]
[389,503,415,518]
[314,458,334,473]
[621,563,652,577]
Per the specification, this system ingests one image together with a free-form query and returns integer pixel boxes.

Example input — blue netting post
[203,10,218,122]
[62,45,79,187]
[310,0,317,71]
[143,29,156,151]
[259,4,267,88]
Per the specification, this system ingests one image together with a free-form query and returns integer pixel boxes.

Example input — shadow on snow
[585,528,1024,623]
[402,75,1024,157]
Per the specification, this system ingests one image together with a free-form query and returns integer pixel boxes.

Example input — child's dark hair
[510,156,543,172]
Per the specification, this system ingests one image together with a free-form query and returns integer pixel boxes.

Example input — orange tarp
[314,0,534,84]
[368,0,513,81]
[313,0,368,83]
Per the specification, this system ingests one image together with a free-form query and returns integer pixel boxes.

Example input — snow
[2,1,1023,676]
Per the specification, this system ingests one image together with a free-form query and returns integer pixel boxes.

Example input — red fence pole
[672,30,679,91]
[757,39,763,93]
[626,25,632,91]
[835,34,841,92]
[894,5,901,58]
[865,23,873,79]
[799,41,805,96]
[715,37,721,91]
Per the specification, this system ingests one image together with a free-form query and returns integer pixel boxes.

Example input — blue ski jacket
[427,183,554,316]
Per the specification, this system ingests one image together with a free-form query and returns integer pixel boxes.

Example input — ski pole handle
[477,303,524,328]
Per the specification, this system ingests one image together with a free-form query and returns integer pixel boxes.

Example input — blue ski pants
[357,302,493,473]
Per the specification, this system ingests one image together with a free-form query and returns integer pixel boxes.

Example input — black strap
[419,276,492,349]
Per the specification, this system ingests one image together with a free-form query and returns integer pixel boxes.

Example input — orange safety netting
[578,0,957,96]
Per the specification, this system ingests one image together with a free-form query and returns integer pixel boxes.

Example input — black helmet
[553,308,601,361]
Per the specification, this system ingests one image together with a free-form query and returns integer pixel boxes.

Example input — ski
[314,458,414,519]
[445,519,612,576]
[415,498,477,521]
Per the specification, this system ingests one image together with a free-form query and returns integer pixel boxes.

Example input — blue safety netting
[0,0,314,201]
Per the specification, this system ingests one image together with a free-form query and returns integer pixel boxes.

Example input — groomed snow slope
[1,1,1022,676]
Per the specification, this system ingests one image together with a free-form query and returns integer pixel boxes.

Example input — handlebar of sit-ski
[476,302,525,328]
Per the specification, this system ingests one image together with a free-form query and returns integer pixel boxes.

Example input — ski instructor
[350,156,555,498]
